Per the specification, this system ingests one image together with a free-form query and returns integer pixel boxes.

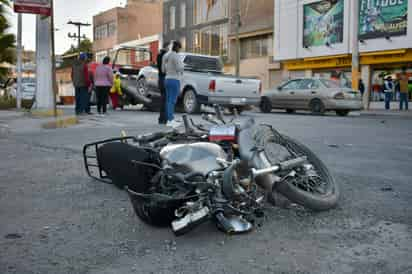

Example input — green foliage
[0,96,34,109]
[63,38,93,56]
[0,0,16,78]
[61,38,93,68]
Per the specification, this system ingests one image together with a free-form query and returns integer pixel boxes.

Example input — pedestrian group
[72,40,184,125]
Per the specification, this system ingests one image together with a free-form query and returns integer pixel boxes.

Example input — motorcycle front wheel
[272,136,340,211]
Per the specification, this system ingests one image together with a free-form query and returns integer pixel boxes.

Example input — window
[193,0,228,25]
[170,6,176,30]
[94,24,113,40]
[240,35,272,59]
[191,24,228,57]
[108,22,117,37]
[282,80,301,90]
[180,2,186,28]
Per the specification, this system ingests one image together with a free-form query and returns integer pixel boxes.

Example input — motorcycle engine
[160,142,227,176]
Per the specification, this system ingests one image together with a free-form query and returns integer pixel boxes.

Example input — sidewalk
[0,109,78,134]
[361,101,412,117]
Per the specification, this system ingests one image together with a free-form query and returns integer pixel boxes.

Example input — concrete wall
[229,0,274,35]
[274,0,412,61]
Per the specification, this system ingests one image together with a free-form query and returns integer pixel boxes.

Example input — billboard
[303,0,344,47]
[14,0,51,16]
[359,0,408,40]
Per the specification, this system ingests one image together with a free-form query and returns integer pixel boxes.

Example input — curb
[31,109,64,118]
[42,116,79,129]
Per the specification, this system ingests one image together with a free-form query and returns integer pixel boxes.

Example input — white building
[274,0,412,93]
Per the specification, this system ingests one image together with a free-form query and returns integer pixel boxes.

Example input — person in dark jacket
[359,79,365,99]
[71,53,91,115]
[157,42,169,124]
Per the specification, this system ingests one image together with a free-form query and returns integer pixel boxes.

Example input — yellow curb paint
[42,116,79,129]
[31,109,64,117]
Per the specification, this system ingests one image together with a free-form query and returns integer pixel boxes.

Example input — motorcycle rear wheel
[272,136,340,211]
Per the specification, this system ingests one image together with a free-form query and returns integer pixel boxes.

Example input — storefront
[283,49,412,99]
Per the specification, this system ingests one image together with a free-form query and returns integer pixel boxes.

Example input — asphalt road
[0,108,411,274]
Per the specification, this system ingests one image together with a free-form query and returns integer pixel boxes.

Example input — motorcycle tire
[272,136,340,211]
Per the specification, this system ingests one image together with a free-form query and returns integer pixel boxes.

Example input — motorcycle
[83,106,339,236]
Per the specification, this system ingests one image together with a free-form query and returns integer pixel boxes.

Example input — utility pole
[50,0,57,117]
[67,21,91,52]
[351,0,359,92]
[16,13,22,110]
[234,0,241,78]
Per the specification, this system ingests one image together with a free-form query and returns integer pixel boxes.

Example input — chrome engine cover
[160,142,227,176]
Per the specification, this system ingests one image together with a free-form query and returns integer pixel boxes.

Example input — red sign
[14,0,51,16]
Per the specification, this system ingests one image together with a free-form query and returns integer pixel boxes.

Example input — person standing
[372,81,380,102]
[110,73,123,110]
[162,41,183,128]
[383,76,394,110]
[94,56,113,116]
[399,68,409,111]
[359,79,365,100]
[157,42,169,125]
[71,53,91,115]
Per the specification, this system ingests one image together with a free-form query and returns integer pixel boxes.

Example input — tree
[63,38,93,56]
[61,38,92,68]
[0,0,16,79]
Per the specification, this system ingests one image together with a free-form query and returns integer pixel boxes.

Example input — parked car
[260,78,362,116]
[136,53,262,113]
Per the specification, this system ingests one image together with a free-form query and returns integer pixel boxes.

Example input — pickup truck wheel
[260,97,272,113]
[137,78,149,97]
[183,89,200,114]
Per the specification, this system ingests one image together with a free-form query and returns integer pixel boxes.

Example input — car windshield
[320,79,341,88]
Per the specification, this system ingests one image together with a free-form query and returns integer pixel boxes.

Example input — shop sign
[285,56,351,70]
[359,0,408,40]
[361,50,412,64]
[14,0,51,16]
[303,0,344,47]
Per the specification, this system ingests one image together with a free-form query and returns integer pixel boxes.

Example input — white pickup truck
[135,53,262,113]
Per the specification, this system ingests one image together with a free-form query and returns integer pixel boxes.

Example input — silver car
[260,78,363,116]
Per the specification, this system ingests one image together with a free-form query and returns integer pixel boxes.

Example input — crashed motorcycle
[83,107,339,236]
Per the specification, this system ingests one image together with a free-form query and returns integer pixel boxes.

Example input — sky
[8,0,126,54]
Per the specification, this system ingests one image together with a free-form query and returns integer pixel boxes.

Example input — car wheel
[336,110,350,116]
[286,109,295,114]
[309,99,325,115]
[183,89,200,114]
[260,97,272,113]
[136,78,149,97]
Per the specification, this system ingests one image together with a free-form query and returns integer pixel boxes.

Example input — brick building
[92,0,163,63]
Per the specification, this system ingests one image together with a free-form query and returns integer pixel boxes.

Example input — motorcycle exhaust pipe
[171,207,210,236]
[251,156,307,179]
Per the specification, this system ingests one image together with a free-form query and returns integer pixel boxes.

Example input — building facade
[226,0,281,89]
[163,0,281,88]
[274,0,412,95]
[163,0,230,57]
[92,0,162,63]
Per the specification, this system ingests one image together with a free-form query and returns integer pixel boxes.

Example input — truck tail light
[209,80,216,92]
[259,82,263,94]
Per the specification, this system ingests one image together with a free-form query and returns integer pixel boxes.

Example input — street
[0,109,412,274]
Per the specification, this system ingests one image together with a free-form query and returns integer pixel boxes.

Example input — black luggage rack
[83,136,139,184]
